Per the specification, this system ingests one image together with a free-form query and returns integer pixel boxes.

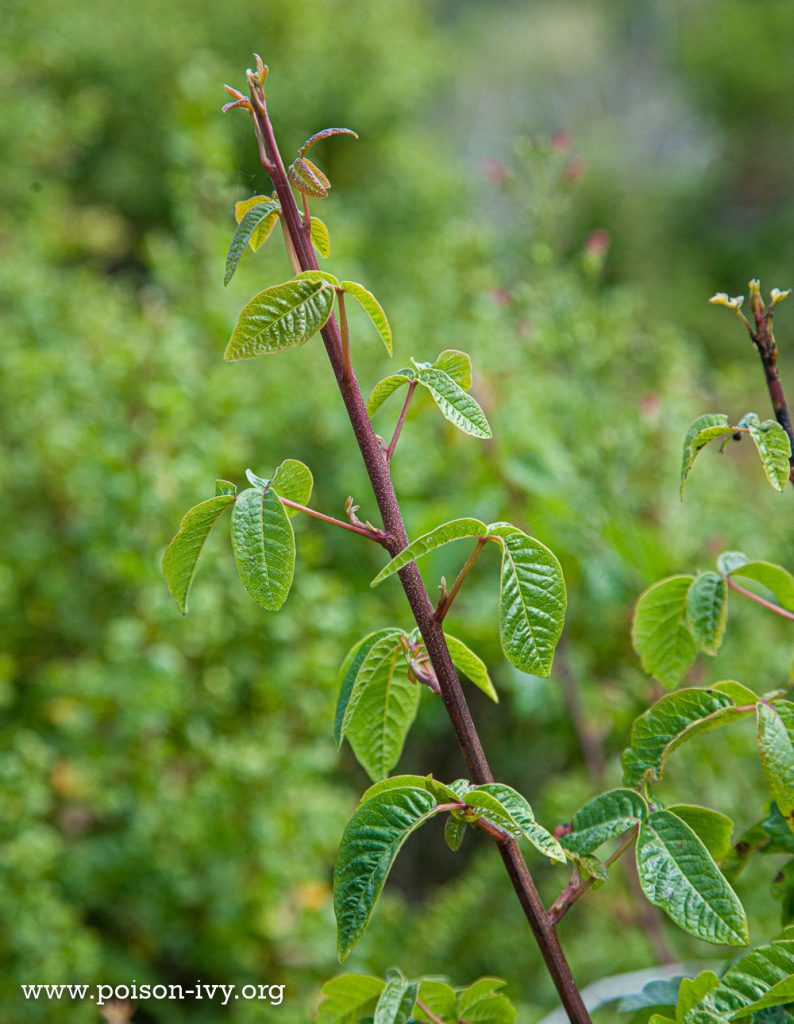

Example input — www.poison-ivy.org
[20,982,286,1007]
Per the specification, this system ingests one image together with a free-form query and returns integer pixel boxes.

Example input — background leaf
[489,523,566,677]
[622,687,753,788]
[224,279,335,360]
[635,809,748,946]
[162,494,235,614]
[632,575,697,688]
[230,487,295,611]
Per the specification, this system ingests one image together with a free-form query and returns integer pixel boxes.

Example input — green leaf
[370,518,488,587]
[224,279,335,361]
[682,940,794,1023]
[632,576,697,688]
[310,216,332,258]
[346,647,420,781]
[358,774,461,807]
[215,479,237,497]
[366,373,414,417]
[758,702,794,819]
[293,269,340,286]
[432,349,472,390]
[716,551,748,575]
[680,414,731,497]
[415,981,457,1023]
[712,679,759,704]
[730,561,794,612]
[488,523,566,677]
[445,635,498,702]
[763,803,794,852]
[230,487,295,611]
[456,978,516,1024]
[373,973,417,1024]
[622,687,755,789]
[445,815,466,852]
[739,413,792,492]
[317,975,385,1024]
[635,809,748,946]
[269,458,314,514]
[235,194,280,251]
[224,199,280,285]
[620,978,682,1015]
[416,367,492,438]
[334,630,404,746]
[288,156,331,197]
[162,494,235,614]
[667,806,734,861]
[686,572,728,656]
[677,973,721,1024]
[561,789,647,857]
[735,976,794,1018]
[341,281,393,356]
[467,783,566,863]
[334,785,443,960]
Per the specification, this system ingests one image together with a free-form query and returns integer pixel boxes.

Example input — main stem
[247,77,591,1024]
[748,291,794,485]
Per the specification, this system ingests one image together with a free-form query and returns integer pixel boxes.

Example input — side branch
[726,576,794,621]
[547,826,638,927]
[279,497,391,546]
[748,284,794,484]
[436,538,489,622]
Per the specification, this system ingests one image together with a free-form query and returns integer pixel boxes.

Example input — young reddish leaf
[298,127,358,156]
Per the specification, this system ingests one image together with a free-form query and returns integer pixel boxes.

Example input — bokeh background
[2,0,793,1020]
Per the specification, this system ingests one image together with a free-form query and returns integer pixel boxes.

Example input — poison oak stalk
[244,71,593,1024]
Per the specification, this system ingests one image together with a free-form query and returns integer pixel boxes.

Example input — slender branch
[387,380,417,461]
[244,74,592,1024]
[415,999,446,1024]
[726,576,794,621]
[436,538,489,622]
[747,283,794,484]
[279,497,391,545]
[548,826,638,927]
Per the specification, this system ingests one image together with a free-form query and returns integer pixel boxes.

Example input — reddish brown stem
[548,826,638,927]
[748,288,794,484]
[245,73,592,1024]
[415,999,446,1024]
[726,576,794,621]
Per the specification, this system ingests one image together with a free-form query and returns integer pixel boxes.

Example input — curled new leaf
[632,575,696,688]
[225,279,335,360]
[162,493,235,614]
[341,281,393,356]
[635,809,748,946]
[488,523,566,677]
[370,518,488,587]
[230,486,295,611]
[334,783,444,961]
[288,156,331,197]
[298,127,358,157]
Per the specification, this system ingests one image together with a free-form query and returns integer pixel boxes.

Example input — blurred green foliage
[1,1,792,1022]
